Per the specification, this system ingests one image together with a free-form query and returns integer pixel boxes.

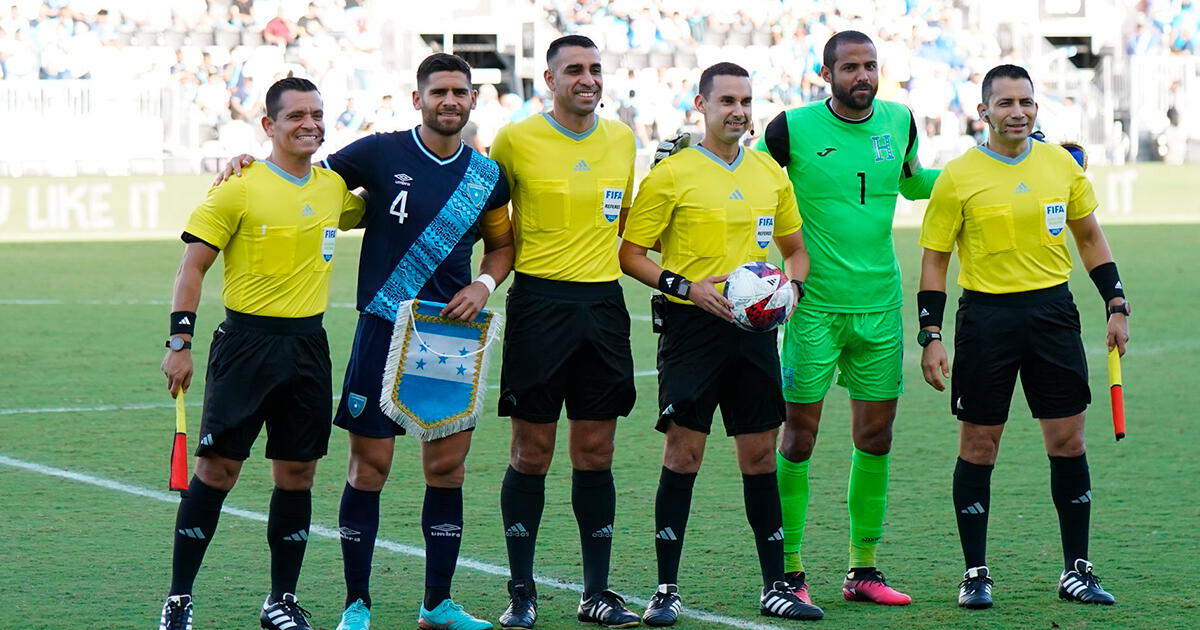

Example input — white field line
[0,453,781,630]
[0,370,661,416]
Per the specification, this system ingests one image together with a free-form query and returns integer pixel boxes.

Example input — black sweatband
[790,279,805,300]
[917,290,947,329]
[170,311,197,336]
[658,270,691,300]
[1088,262,1125,303]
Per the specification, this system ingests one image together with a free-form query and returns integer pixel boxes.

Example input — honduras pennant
[380,300,503,440]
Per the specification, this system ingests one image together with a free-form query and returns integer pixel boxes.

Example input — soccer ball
[723,261,796,332]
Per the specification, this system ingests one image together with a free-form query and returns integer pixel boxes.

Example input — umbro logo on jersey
[592,524,614,538]
[656,527,678,541]
[176,315,191,325]
[816,147,837,157]
[574,160,590,172]
[961,502,985,515]
[506,523,530,537]
[301,204,315,216]
[338,527,362,542]
[766,527,784,542]
[1014,182,1031,194]
[729,189,745,200]
[430,523,463,537]
[281,529,309,542]
[394,173,413,186]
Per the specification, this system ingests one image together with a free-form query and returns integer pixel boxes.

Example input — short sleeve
[1066,160,1098,220]
[919,170,963,252]
[338,188,366,230]
[623,161,677,249]
[773,171,802,237]
[757,112,790,167]
[184,176,246,250]
[488,126,516,194]
[485,167,511,211]
[323,134,379,190]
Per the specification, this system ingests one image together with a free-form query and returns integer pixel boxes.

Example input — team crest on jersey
[871,134,896,162]
[1044,202,1067,236]
[347,393,367,417]
[465,182,487,209]
[756,216,774,248]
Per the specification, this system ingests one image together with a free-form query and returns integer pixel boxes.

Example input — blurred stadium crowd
[0,0,1193,167]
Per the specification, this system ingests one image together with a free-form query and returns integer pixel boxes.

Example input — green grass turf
[0,225,1196,629]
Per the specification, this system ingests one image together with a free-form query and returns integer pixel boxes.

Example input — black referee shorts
[656,301,784,436]
[196,309,333,461]
[951,283,1090,425]
[498,273,636,423]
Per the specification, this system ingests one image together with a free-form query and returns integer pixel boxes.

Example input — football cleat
[843,568,912,605]
[335,598,370,630]
[419,598,493,630]
[958,566,994,609]
[760,581,824,621]
[577,590,640,628]
[641,585,682,627]
[1058,559,1115,605]
[260,593,313,630]
[159,594,193,630]
[783,571,815,606]
[499,579,537,630]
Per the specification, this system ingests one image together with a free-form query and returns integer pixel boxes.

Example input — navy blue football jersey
[324,127,510,311]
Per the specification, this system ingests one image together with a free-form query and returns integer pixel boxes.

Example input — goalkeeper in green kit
[755,30,939,606]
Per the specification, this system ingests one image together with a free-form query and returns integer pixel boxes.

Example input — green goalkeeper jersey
[757,99,939,312]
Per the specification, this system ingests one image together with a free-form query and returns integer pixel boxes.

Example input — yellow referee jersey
[920,139,1098,294]
[489,113,635,282]
[184,161,364,317]
[624,145,803,304]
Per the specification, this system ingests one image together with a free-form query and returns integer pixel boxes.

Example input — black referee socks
[501,466,546,581]
[953,457,994,569]
[1049,453,1092,571]
[572,468,616,597]
[267,487,312,601]
[654,466,697,586]
[742,471,786,588]
[170,476,229,596]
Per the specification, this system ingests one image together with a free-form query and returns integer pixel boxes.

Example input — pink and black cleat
[842,568,912,606]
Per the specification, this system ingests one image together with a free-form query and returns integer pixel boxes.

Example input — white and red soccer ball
[723,261,796,332]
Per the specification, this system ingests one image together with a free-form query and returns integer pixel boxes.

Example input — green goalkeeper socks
[847,448,890,568]
[776,451,811,573]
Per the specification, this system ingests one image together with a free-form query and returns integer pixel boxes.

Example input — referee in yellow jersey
[158,78,363,630]
[487,35,640,628]
[620,62,821,624]
[917,65,1130,611]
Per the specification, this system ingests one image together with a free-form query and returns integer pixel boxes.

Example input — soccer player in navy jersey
[219,54,514,630]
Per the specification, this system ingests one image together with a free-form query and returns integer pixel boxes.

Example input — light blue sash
[365,150,500,321]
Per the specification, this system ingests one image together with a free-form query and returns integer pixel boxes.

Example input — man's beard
[831,79,877,111]
[422,109,469,136]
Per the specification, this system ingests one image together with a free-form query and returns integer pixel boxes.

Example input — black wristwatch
[790,279,805,299]
[1106,301,1131,319]
[916,329,942,347]
[166,336,192,351]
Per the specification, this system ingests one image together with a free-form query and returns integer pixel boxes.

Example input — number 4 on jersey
[389,190,409,223]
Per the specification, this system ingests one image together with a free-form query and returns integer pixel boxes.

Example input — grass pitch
[0,225,1196,629]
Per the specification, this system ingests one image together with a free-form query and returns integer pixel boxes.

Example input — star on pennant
[438,356,448,364]
[459,347,469,356]
[456,364,467,375]
[415,359,427,370]
[419,344,429,353]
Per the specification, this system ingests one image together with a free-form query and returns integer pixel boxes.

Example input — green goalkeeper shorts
[780,307,904,403]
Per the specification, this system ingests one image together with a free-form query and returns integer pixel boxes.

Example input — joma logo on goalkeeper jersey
[871,134,896,162]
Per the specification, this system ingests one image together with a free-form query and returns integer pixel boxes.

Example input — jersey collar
[692,144,744,172]
[262,159,312,186]
[541,112,598,141]
[825,98,874,124]
[410,127,465,166]
[975,137,1033,165]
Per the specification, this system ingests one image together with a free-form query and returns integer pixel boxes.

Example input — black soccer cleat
[760,581,824,621]
[159,594,193,630]
[641,584,682,627]
[958,566,994,609]
[500,579,538,630]
[578,589,640,628]
[260,593,313,630]
[1058,559,1115,605]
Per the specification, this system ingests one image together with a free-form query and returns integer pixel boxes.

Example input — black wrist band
[790,279,805,300]
[917,290,947,329]
[170,311,197,336]
[658,270,691,300]
[1088,262,1125,304]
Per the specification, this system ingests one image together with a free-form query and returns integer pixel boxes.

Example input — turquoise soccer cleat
[336,598,371,630]
[419,598,494,630]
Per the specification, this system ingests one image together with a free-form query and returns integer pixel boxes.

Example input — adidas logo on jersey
[1014,182,1031,194]
[961,502,986,515]
[656,527,678,541]
[281,530,309,542]
[592,524,614,538]
[301,204,315,216]
[574,160,590,172]
[729,189,745,200]
[506,523,530,537]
